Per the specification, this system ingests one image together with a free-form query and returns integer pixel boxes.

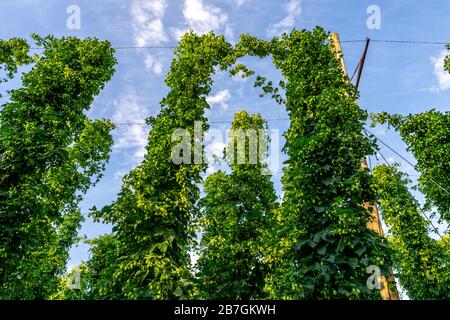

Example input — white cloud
[205,165,217,176]
[224,25,234,41]
[112,91,150,161]
[130,0,168,46]
[171,0,230,40]
[206,89,231,110]
[144,54,163,75]
[170,28,188,42]
[429,50,450,93]
[267,0,302,37]
[130,0,168,76]
[183,0,228,33]
[205,141,226,162]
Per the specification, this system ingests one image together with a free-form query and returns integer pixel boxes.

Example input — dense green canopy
[196,110,278,299]
[1,30,448,300]
[373,164,450,299]
[0,35,116,299]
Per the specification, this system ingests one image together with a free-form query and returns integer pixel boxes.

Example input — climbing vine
[89,32,239,299]
[50,235,120,300]
[12,27,443,300]
[84,27,398,300]
[230,28,392,299]
[270,28,392,299]
[0,38,32,95]
[373,164,450,299]
[371,110,450,223]
[0,35,116,299]
[196,111,278,299]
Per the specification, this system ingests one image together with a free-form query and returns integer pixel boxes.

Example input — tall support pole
[330,33,400,300]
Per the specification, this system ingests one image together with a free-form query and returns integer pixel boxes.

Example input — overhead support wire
[364,128,450,198]
[23,38,449,51]
[364,127,448,240]
[342,39,448,45]
[346,38,447,242]
[369,39,448,45]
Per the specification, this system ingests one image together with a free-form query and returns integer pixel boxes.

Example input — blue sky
[1,0,449,275]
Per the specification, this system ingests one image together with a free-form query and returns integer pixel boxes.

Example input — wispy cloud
[429,50,450,93]
[171,0,230,40]
[144,54,164,75]
[206,89,231,110]
[130,0,168,75]
[130,0,168,46]
[267,0,302,37]
[112,90,150,161]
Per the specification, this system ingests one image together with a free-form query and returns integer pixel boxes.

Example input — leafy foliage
[51,235,121,300]
[7,28,446,300]
[196,111,278,299]
[238,28,391,299]
[49,263,92,300]
[445,44,450,74]
[0,35,116,299]
[0,38,32,92]
[86,28,396,300]
[84,234,123,299]
[89,32,239,299]
[373,164,450,299]
[371,110,450,222]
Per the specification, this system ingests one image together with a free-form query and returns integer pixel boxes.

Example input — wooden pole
[330,33,400,300]
[355,38,370,90]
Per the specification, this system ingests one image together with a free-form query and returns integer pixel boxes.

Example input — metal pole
[355,38,371,90]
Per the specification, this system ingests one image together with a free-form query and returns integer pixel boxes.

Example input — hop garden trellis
[1,28,449,300]
[85,27,393,300]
